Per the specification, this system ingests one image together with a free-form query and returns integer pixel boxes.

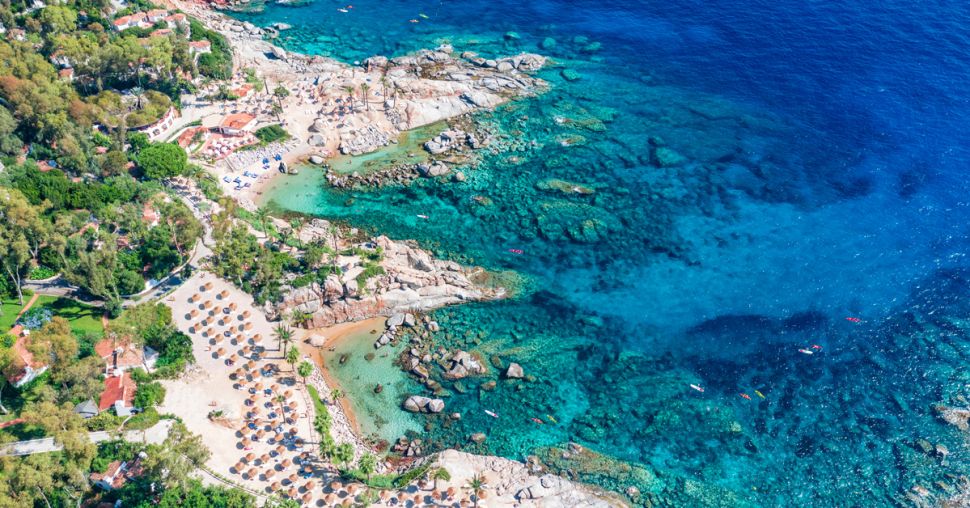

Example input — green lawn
[1,295,104,337]
[33,296,105,337]
[0,298,25,332]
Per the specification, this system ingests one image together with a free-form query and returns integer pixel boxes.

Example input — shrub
[137,143,187,180]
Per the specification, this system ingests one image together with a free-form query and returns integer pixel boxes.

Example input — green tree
[0,187,50,304]
[272,85,289,99]
[359,83,370,111]
[273,325,293,355]
[285,347,299,371]
[141,422,211,490]
[342,85,356,112]
[358,452,376,482]
[431,467,451,490]
[297,360,313,385]
[29,317,78,372]
[333,442,354,469]
[254,207,270,237]
[134,381,166,408]
[263,496,300,508]
[38,6,77,34]
[466,473,485,508]
[137,143,188,180]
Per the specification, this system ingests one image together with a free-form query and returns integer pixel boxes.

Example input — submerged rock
[505,362,524,379]
[561,69,582,82]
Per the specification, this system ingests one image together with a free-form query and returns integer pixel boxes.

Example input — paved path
[0,420,174,456]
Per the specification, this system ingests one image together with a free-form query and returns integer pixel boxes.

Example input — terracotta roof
[91,458,143,490]
[98,372,136,411]
[220,112,256,130]
[95,338,145,369]
[151,28,173,37]
[188,40,210,49]
[8,332,45,383]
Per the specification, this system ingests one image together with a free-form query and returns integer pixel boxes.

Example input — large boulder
[444,350,486,380]
[402,395,444,413]
[323,274,344,302]
[505,362,524,379]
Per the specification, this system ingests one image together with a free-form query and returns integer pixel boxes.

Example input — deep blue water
[236,0,970,505]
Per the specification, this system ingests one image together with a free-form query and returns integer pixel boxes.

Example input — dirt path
[13,293,40,321]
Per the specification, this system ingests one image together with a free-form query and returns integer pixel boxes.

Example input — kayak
[484,410,499,418]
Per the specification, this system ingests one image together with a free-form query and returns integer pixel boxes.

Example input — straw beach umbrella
[247,467,258,480]
[244,322,254,330]
[204,281,213,290]
[245,452,256,462]
[234,461,245,473]
[260,453,270,464]
[220,289,230,298]
[271,481,281,492]
[203,300,213,309]
[302,493,312,504]
[190,308,199,317]
[243,310,252,318]
[280,458,291,468]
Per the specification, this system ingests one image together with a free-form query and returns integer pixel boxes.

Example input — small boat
[845,317,861,323]
[337,8,349,13]
[416,214,429,219]
[419,13,429,18]
[508,249,524,254]
[754,390,765,399]
[409,19,419,23]
[530,417,544,424]
[798,348,813,355]
[545,414,558,424]
[689,384,705,393]
[484,410,499,419]
[739,393,752,400]
[811,344,822,350]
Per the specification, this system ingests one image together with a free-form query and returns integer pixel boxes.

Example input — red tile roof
[220,112,256,130]
[98,372,137,411]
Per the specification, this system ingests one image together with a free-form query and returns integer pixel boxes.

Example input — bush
[27,266,57,280]
[125,407,160,430]
[253,125,290,145]
[137,142,187,180]
[134,381,166,408]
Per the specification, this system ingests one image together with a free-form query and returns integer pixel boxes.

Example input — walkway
[0,420,173,456]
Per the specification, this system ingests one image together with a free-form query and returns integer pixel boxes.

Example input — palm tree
[359,83,370,111]
[297,360,313,385]
[273,392,286,421]
[285,347,299,372]
[273,324,293,355]
[431,467,451,490]
[358,453,376,482]
[379,76,389,110]
[342,85,356,112]
[466,474,485,508]
[289,310,312,329]
[254,207,270,238]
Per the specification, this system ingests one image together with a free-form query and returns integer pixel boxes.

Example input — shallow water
[241,0,970,504]
[323,323,422,442]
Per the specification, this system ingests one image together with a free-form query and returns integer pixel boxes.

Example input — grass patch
[32,296,105,337]
[0,298,27,331]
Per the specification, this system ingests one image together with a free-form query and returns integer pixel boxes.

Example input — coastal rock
[388,313,406,327]
[277,235,505,328]
[323,274,344,302]
[470,432,487,444]
[309,154,325,165]
[308,134,326,146]
[270,46,287,60]
[505,362,524,379]
[444,350,486,380]
[309,120,325,133]
[417,161,450,177]
[402,395,444,413]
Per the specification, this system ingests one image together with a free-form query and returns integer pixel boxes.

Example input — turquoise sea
[236,0,970,505]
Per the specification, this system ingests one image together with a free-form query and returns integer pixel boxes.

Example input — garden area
[0,295,104,337]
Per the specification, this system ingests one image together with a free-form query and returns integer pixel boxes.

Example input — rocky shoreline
[275,219,507,328]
